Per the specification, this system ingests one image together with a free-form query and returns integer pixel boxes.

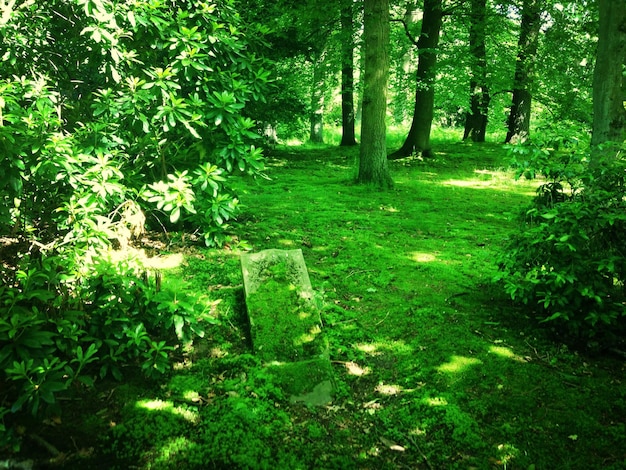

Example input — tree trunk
[357,0,393,187]
[309,52,325,144]
[504,0,543,144]
[340,0,357,146]
[591,0,626,160]
[463,0,491,142]
[389,0,443,159]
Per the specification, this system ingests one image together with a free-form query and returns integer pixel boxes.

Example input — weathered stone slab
[240,249,334,405]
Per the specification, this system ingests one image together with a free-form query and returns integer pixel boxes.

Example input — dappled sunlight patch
[266,158,289,167]
[439,167,539,193]
[355,342,381,355]
[488,345,528,363]
[153,436,195,465]
[102,245,185,271]
[172,360,192,371]
[409,426,427,437]
[437,355,482,374]
[355,340,414,356]
[183,390,202,402]
[136,399,199,423]
[410,251,438,263]
[441,178,504,190]
[343,361,371,376]
[423,396,448,407]
[278,238,295,247]
[143,252,185,270]
[312,245,330,252]
[441,178,488,188]
[363,399,382,414]
[294,324,322,346]
[375,382,403,396]
[209,346,229,358]
[474,169,501,177]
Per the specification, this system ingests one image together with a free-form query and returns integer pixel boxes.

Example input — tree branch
[443,0,466,16]
[390,18,419,46]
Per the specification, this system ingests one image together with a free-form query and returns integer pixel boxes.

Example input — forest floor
[15,137,626,469]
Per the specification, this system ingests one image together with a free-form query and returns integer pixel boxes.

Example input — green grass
[51,137,626,469]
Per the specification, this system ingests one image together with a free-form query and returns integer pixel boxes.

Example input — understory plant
[0,0,271,448]
[496,130,626,344]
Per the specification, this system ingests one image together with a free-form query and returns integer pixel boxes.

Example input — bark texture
[357,0,393,187]
[463,0,491,142]
[340,0,357,146]
[389,0,443,159]
[504,0,543,144]
[591,0,626,156]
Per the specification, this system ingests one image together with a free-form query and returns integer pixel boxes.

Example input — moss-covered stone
[240,249,334,405]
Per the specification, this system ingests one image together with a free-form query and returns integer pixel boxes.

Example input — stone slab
[240,249,334,405]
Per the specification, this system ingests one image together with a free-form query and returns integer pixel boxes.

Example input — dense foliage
[0,0,270,430]
[497,131,626,344]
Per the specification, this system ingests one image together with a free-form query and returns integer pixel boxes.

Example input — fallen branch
[374,311,391,327]
[29,433,61,457]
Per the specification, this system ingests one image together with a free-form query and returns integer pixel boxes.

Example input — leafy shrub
[0,247,217,419]
[496,133,626,344]
[1,0,271,426]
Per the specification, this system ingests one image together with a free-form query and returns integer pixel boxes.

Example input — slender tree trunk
[463,0,491,142]
[389,0,443,159]
[591,0,626,161]
[340,0,357,146]
[504,0,543,144]
[357,0,393,187]
[309,51,325,144]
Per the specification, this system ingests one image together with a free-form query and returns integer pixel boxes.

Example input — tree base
[388,146,434,160]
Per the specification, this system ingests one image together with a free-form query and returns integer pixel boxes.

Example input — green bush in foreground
[496,133,626,344]
[1,0,270,445]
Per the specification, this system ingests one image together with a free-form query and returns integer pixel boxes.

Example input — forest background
[1,0,625,468]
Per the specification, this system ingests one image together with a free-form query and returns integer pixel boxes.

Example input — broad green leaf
[170,206,181,223]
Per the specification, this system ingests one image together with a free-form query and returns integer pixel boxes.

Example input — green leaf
[540,312,562,323]
[173,315,184,339]
[170,206,181,223]
[127,10,136,28]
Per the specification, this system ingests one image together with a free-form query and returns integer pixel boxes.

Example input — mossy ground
[20,130,626,469]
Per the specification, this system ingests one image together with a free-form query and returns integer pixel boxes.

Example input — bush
[496,134,626,345]
[0,0,269,441]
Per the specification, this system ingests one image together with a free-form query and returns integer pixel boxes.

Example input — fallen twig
[346,269,376,278]
[406,433,433,470]
[29,433,61,457]
[374,311,391,327]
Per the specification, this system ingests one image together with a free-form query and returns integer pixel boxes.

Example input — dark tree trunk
[389,0,443,159]
[463,0,491,142]
[357,0,393,187]
[340,0,357,146]
[591,0,626,160]
[504,0,543,144]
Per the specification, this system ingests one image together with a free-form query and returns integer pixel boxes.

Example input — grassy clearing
[38,135,626,469]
